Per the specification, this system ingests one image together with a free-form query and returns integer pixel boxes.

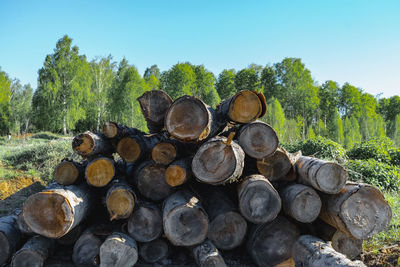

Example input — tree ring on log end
[331,231,363,259]
[138,165,173,201]
[86,158,115,187]
[257,150,292,181]
[239,122,278,159]
[103,122,118,138]
[53,161,79,185]
[73,133,94,156]
[315,163,347,194]
[152,142,177,165]
[23,192,74,238]
[165,165,186,187]
[0,233,10,264]
[290,189,321,223]
[128,206,163,242]
[107,189,135,220]
[117,137,141,162]
[229,90,262,123]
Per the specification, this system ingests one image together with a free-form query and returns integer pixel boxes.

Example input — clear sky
[0,0,399,97]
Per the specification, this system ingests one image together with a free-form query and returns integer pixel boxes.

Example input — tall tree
[0,68,11,134]
[260,65,278,100]
[160,63,196,99]
[192,65,220,107]
[394,114,400,146]
[338,83,362,118]
[10,80,33,134]
[144,65,160,91]
[343,116,362,149]
[328,108,344,144]
[319,80,339,124]
[235,67,260,92]
[215,69,236,100]
[263,97,285,140]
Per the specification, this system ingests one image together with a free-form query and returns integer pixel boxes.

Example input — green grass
[0,166,21,182]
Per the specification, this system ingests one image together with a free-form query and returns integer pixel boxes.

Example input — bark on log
[85,156,115,187]
[257,148,296,182]
[295,156,347,194]
[238,121,278,159]
[192,136,245,185]
[280,183,322,223]
[139,238,169,264]
[0,215,22,265]
[106,182,136,221]
[292,235,366,267]
[23,183,93,238]
[192,239,227,267]
[72,232,102,267]
[11,235,55,267]
[72,131,113,157]
[247,216,300,267]
[57,224,83,246]
[127,202,163,242]
[102,122,133,139]
[165,157,192,187]
[99,232,138,267]
[217,90,265,124]
[331,231,363,259]
[53,159,85,185]
[17,211,34,235]
[319,182,392,240]
[238,174,281,224]
[163,190,209,246]
[137,90,173,133]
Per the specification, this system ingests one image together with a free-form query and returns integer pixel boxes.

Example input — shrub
[389,148,400,166]
[347,137,395,164]
[31,132,62,140]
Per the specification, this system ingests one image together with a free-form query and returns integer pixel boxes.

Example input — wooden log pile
[0,90,392,267]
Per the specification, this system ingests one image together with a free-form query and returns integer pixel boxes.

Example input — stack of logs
[0,90,392,267]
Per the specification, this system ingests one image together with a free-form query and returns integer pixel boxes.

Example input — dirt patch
[361,244,400,267]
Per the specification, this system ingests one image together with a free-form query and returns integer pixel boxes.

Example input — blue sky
[0,0,399,97]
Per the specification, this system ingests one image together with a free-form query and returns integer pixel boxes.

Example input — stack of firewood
[0,90,392,267]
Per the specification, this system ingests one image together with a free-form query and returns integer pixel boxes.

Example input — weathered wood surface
[163,190,209,246]
[72,131,113,157]
[331,231,363,259]
[72,231,102,267]
[292,235,366,267]
[192,136,245,185]
[295,156,347,194]
[127,202,163,242]
[165,157,193,187]
[152,141,177,165]
[106,182,136,221]
[257,148,297,182]
[139,238,169,263]
[192,239,227,267]
[103,121,133,139]
[247,216,300,267]
[137,90,173,133]
[0,215,22,265]
[53,159,85,185]
[99,232,138,267]
[11,235,55,267]
[238,174,281,224]
[238,121,278,159]
[23,183,93,238]
[280,183,321,223]
[17,211,34,235]
[319,182,392,240]
[85,156,115,187]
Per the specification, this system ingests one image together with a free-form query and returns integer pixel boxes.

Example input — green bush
[389,148,400,166]
[31,132,62,140]
[347,137,395,164]
[345,159,400,190]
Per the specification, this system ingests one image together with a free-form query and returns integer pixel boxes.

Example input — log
[295,156,347,194]
[292,235,366,267]
[0,215,22,265]
[106,182,136,221]
[53,159,85,185]
[11,236,55,267]
[133,160,174,201]
[72,131,113,157]
[163,190,209,246]
[217,90,265,123]
[238,174,281,224]
[85,156,115,187]
[165,157,192,187]
[152,141,177,165]
[99,232,138,267]
[280,183,322,223]
[103,122,133,139]
[192,136,245,185]
[137,90,173,133]
[127,202,163,242]
[192,240,227,267]
[247,216,300,267]
[57,224,83,246]
[238,121,278,159]
[72,231,102,267]
[139,238,169,263]
[17,211,34,235]
[319,182,392,240]
[23,183,93,238]
[257,148,296,182]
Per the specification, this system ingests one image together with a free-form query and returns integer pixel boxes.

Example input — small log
[11,236,55,267]
[280,183,322,223]
[319,182,392,240]
[257,148,295,182]
[295,156,347,194]
[238,174,281,224]
[72,131,113,157]
[192,240,227,267]
[247,216,300,267]
[137,90,173,133]
[152,141,177,165]
[99,232,138,267]
[57,224,83,246]
[103,122,132,139]
[106,182,136,221]
[53,159,85,185]
[163,190,209,246]
[127,202,163,242]
[217,90,264,123]
[133,161,174,201]
[331,231,363,259]
[165,157,192,187]
[139,238,169,263]
[23,183,93,238]
[292,235,366,267]
[0,215,22,265]
[85,156,115,187]
[72,231,102,267]
[192,136,245,185]
[238,121,278,159]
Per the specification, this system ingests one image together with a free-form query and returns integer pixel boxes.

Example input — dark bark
[139,238,169,264]
[192,239,227,267]
[99,232,138,267]
[11,235,55,267]
[0,215,22,265]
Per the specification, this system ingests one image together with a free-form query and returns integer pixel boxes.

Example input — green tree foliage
[359,93,386,140]
[234,66,260,92]
[394,114,400,147]
[319,80,339,124]
[328,108,344,144]
[338,83,362,118]
[193,65,220,107]
[9,81,33,134]
[282,119,301,144]
[144,65,160,90]
[263,97,285,140]
[315,119,328,137]
[343,116,362,149]
[0,69,11,134]
[260,65,277,99]
[379,96,400,138]
[215,69,236,100]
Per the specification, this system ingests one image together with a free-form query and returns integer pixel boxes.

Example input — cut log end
[228,90,262,123]
[128,205,163,242]
[257,149,292,182]
[86,158,115,187]
[291,190,321,223]
[152,142,177,165]
[103,122,118,138]
[331,231,363,259]
[137,90,173,125]
[99,233,138,267]
[139,239,169,263]
[165,165,187,187]
[138,165,173,201]
[117,137,141,162]
[316,163,347,194]
[53,161,79,185]
[106,189,135,220]
[72,133,94,156]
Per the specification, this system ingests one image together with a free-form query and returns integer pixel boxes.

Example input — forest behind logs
[0,90,392,267]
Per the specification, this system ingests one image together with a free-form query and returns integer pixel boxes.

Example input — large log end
[86,157,115,187]
[117,137,141,162]
[228,90,262,123]
[106,188,135,220]
[53,161,80,185]
[152,142,177,165]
